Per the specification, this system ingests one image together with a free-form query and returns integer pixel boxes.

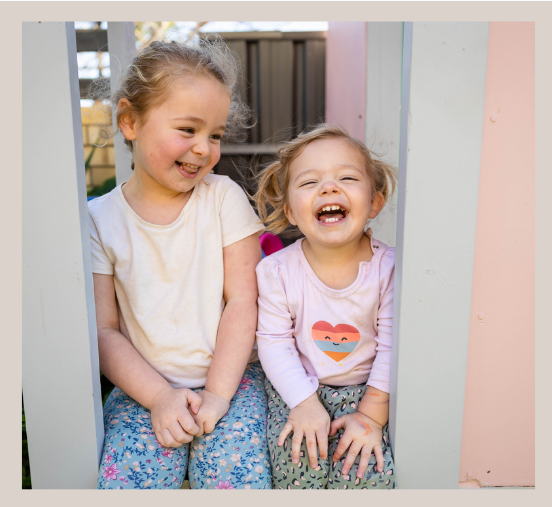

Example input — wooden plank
[107,22,136,185]
[305,39,326,126]
[391,22,489,489]
[259,40,294,142]
[247,42,261,144]
[227,40,248,107]
[23,21,104,488]
[365,22,403,247]
[221,143,283,155]
[293,41,305,135]
[213,31,327,40]
[76,29,108,52]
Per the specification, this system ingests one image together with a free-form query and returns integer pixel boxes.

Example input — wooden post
[365,22,403,247]
[107,22,135,185]
[390,22,489,488]
[22,22,104,488]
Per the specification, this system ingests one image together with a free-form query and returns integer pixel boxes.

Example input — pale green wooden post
[107,22,136,185]
[23,22,104,488]
[390,22,489,488]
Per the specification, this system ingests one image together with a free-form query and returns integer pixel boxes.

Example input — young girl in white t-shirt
[254,124,397,489]
[89,39,270,489]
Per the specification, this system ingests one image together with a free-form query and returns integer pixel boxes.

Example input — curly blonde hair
[92,36,250,168]
[253,124,398,237]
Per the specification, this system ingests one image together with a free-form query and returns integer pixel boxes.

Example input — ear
[369,191,385,219]
[117,98,138,141]
[284,203,297,226]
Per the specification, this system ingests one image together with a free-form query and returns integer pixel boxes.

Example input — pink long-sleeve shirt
[256,237,395,409]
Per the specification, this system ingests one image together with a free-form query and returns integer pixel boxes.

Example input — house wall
[459,22,535,488]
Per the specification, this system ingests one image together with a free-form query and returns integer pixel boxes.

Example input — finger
[291,429,304,464]
[178,410,200,436]
[277,422,293,446]
[305,431,319,468]
[168,422,190,446]
[333,431,352,463]
[374,444,385,473]
[342,441,362,477]
[187,390,203,415]
[316,429,329,461]
[357,447,372,479]
[329,417,345,437]
[161,428,179,448]
[203,419,215,435]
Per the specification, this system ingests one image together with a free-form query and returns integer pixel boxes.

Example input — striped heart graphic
[311,321,360,362]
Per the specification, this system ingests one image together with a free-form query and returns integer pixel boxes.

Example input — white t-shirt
[88,173,265,389]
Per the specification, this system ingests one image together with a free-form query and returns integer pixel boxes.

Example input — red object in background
[259,232,284,256]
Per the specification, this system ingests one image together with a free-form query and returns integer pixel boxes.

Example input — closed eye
[324,336,331,340]
[299,181,316,187]
[210,134,222,140]
[341,337,348,342]
[179,128,194,134]
[341,177,358,181]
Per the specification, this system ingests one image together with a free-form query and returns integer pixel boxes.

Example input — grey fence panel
[305,39,326,128]
[247,41,261,144]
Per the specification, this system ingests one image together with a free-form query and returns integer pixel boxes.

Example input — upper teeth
[321,205,343,212]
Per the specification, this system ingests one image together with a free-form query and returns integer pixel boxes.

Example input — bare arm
[93,273,201,446]
[191,234,262,434]
[206,233,262,400]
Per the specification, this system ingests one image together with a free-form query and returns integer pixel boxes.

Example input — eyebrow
[172,116,226,131]
[293,164,363,184]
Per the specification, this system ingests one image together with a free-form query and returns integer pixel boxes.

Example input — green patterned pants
[265,378,396,489]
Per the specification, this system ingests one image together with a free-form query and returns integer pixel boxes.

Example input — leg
[265,379,329,489]
[97,387,189,489]
[322,385,396,489]
[188,363,272,489]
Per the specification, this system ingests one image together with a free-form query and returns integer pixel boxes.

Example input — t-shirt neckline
[295,236,379,298]
[117,179,200,228]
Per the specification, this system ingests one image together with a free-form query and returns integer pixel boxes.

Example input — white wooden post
[22,22,104,488]
[107,22,135,185]
[365,22,403,247]
[389,22,489,488]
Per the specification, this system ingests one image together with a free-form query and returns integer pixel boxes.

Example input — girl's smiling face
[119,75,231,195]
[285,137,384,248]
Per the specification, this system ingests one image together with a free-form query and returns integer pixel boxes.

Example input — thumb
[187,390,203,415]
[329,417,345,437]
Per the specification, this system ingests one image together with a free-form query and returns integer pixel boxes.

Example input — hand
[278,392,330,468]
[150,386,203,448]
[192,389,231,436]
[330,411,384,478]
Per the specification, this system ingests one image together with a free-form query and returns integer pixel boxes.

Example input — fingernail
[292,459,298,463]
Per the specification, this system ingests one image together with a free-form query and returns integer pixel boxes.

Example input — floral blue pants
[97,362,272,489]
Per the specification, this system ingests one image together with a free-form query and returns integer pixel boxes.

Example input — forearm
[205,296,257,401]
[357,385,389,427]
[98,326,171,410]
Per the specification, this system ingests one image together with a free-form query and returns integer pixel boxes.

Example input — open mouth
[316,204,348,223]
[175,161,201,175]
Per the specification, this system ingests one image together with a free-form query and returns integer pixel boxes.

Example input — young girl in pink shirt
[254,124,397,489]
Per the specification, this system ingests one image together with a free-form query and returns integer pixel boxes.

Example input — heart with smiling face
[311,321,360,362]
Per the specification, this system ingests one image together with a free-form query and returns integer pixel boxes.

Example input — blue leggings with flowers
[97,362,272,489]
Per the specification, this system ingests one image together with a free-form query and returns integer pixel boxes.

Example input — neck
[302,233,373,272]
[123,169,191,205]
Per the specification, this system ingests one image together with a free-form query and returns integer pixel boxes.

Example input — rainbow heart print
[311,321,360,362]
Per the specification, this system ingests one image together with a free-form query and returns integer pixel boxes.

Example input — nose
[319,180,340,196]
[191,136,211,159]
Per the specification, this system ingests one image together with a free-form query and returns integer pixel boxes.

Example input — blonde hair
[93,36,250,168]
[253,124,398,237]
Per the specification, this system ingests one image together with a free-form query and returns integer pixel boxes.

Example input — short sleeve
[367,247,395,393]
[88,211,113,275]
[218,177,265,248]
